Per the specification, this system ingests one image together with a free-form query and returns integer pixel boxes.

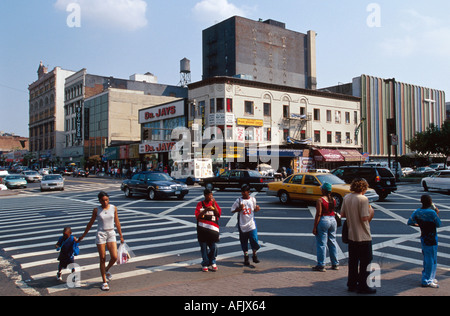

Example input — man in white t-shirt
[231,184,261,266]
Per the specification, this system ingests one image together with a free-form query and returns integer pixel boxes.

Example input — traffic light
[387,118,396,135]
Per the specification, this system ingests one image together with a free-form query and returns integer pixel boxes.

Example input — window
[300,107,306,115]
[304,175,320,186]
[314,109,320,121]
[327,110,332,122]
[226,98,233,112]
[210,99,215,114]
[216,98,224,113]
[335,111,341,124]
[346,132,351,144]
[283,128,289,140]
[354,111,358,125]
[264,127,272,141]
[300,130,306,140]
[291,175,304,184]
[345,112,350,124]
[226,126,233,140]
[244,101,254,115]
[314,130,320,143]
[335,132,342,143]
[283,105,290,119]
[327,131,332,143]
[245,127,254,141]
[263,103,271,117]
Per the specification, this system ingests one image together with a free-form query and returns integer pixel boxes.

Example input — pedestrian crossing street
[0,184,450,295]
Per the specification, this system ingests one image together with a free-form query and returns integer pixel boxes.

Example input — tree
[406,121,450,163]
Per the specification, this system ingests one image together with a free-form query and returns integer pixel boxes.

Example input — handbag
[342,220,349,244]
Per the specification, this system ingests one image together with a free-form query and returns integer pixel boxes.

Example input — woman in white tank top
[79,191,125,291]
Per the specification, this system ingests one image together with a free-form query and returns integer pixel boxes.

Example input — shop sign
[139,100,185,124]
[237,118,264,127]
[139,141,176,154]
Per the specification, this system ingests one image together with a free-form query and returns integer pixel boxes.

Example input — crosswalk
[19,182,122,195]
[0,184,449,295]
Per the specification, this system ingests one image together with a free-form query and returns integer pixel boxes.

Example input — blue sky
[1,0,449,137]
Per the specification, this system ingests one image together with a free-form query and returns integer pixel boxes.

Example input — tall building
[28,62,75,166]
[322,75,446,159]
[202,16,317,90]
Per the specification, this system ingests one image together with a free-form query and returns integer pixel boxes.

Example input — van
[171,158,213,185]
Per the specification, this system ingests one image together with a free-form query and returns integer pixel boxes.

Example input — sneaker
[211,264,218,272]
[422,282,439,288]
[106,272,112,282]
[312,265,326,272]
[331,265,340,270]
[101,283,110,291]
[56,272,62,281]
[252,254,260,264]
[202,266,209,272]
[244,254,250,266]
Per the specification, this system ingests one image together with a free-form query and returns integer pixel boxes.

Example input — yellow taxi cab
[267,172,379,209]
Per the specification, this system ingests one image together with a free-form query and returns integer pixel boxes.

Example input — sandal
[101,283,110,291]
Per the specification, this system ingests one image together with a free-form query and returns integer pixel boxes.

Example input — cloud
[192,0,246,24]
[54,0,148,31]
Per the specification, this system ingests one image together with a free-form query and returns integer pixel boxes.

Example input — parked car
[429,163,448,170]
[121,171,189,200]
[267,172,378,208]
[21,170,42,183]
[40,174,65,191]
[200,169,274,192]
[54,167,72,176]
[421,170,450,192]
[3,175,27,189]
[413,167,436,177]
[331,166,397,200]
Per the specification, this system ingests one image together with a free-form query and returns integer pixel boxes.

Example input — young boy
[407,195,441,288]
[231,185,261,266]
[55,227,78,281]
[195,189,222,272]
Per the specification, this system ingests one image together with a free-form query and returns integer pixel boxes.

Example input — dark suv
[331,166,397,200]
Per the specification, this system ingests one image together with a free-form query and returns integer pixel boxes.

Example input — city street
[0,176,449,296]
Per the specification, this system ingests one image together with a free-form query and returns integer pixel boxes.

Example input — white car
[421,170,450,192]
[39,168,50,175]
[40,174,65,191]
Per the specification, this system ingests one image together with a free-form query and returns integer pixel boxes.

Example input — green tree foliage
[406,121,450,162]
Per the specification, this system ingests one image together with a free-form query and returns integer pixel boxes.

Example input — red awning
[338,149,365,162]
[314,149,344,162]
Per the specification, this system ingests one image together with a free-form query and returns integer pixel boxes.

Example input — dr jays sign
[139,99,185,124]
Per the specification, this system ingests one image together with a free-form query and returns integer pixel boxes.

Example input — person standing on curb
[407,195,441,288]
[231,184,261,266]
[312,182,339,272]
[340,178,376,294]
[195,189,222,272]
[78,191,125,291]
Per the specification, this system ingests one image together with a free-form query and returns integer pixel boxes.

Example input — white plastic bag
[117,242,135,265]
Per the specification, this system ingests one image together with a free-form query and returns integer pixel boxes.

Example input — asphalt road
[0,176,449,296]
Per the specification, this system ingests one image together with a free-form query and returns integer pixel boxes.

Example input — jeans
[199,242,217,267]
[315,216,339,267]
[239,229,260,253]
[421,239,438,285]
[348,240,373,289]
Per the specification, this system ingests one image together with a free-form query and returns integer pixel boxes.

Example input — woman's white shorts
[96,230,117,245]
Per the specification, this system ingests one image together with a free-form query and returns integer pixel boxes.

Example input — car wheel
[186,177,194,186]
[422,182,429,192]
[331,193,343,210]
[205,183,214,191]
[177,195,185,200]
[147,189,156,200]
[124,187,132,198]
[279,191,291,204]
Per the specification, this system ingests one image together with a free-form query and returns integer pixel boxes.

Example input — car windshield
[6,176,23,180]
[43,175,62,181]
[316,174,345,185]
[147,173,172,181]
[248,170,263,177]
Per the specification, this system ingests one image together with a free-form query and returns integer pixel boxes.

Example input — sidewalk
[103,259,450,297]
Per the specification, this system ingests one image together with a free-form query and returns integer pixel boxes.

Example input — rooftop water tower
[179,58,191,87]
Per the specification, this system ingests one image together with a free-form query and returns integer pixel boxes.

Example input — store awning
[338,149,365,162]
[313,149,344,162]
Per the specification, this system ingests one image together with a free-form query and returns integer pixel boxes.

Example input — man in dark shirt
[408,195,441,288]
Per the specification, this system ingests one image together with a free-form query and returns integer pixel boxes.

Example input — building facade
[29,62,75,167]
[84,88,185,170]
[323,75,446,159]
[188,77,363,171]
[203,16,317,90]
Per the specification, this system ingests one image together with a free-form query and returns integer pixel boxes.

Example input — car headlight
[182,184,188,189]
[156,186,171,190]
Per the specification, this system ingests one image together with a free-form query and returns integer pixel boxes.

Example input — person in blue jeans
[312,182,339,272]
[408,195,441,288]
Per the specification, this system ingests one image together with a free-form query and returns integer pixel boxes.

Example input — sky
[1,0,449,137]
